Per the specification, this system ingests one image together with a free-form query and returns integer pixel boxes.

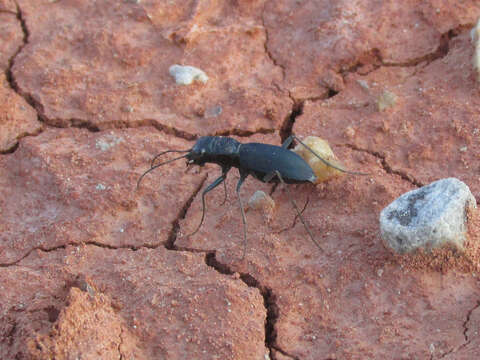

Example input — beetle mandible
[137,134,365,258]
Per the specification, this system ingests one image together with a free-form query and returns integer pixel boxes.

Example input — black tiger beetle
[137,135,366,258]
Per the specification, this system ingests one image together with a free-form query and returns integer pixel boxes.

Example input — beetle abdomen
[239,143,316,184]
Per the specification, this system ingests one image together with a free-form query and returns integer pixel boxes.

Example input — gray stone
[380,178,477,254]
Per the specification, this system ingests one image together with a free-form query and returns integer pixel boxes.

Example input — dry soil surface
[1,1,480,359]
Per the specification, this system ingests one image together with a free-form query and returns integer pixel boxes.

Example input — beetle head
[186,137,211,166]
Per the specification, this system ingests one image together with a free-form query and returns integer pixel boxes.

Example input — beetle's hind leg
[272,170,324,253]
[215,166,230,206]
[220,174,228,206]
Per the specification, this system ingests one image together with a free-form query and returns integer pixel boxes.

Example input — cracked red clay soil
[1,1,480,359]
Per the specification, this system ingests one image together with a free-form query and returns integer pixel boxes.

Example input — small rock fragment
[344,126,356,139]
[357,79,369,89]
[292,136,344,183]
[380,178,477,254]
[95,134,124,151]
[205,105,222,118]
[377,90,397,111]
[471,18,480,81]
[248,190,275,223]
[169,64,209,85]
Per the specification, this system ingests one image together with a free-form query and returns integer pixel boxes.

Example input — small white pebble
[248,190,275,211]
[357,79,369,89]
[95,135,123,151]
[169,64,208,85]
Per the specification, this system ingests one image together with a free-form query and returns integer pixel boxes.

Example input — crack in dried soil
[0,244,66,267]
[3,5,471,155]
[279,87,338,146]
[383,25,470,69]
[272,346,299,360]
[129,119,196,141]
[0,141,20,155]
[214,127,276,138]
[204,252,289,360]
[340,48,383,77]
[5,1,28,80]
[0,8,16,14]
[0,125,44,154]
[44,118,198,141]
[2,1,46,152]
[305,25,467,107]
[344,25,465,79]
[345,144,424,188]
[0,144,208,265]
[162,172,285,357]
[462,301,480,344]
[0,241,142,268]
[4,3,279,145]
[261,6,286,82]
[118,325,124,360]
[280,98,303,144]
[165,173,208,250]
[5,2,50,130]
[435,300,480,359]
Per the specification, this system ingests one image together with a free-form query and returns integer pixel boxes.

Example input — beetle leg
[281,135,294,148]
[219,166,231,206]
[263,172,276,183]
[186,172,229,237]
[220,180,228,205]
[273,170,324,253]
[235,170,249,259]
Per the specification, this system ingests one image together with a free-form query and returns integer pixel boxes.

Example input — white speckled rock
[380,178,477,254]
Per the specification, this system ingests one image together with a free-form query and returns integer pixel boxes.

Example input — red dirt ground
[1,1,479,359]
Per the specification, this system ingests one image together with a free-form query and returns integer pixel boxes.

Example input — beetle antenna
[151,149,190,168]
[137,153,190,189]
[292,135,369,176]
